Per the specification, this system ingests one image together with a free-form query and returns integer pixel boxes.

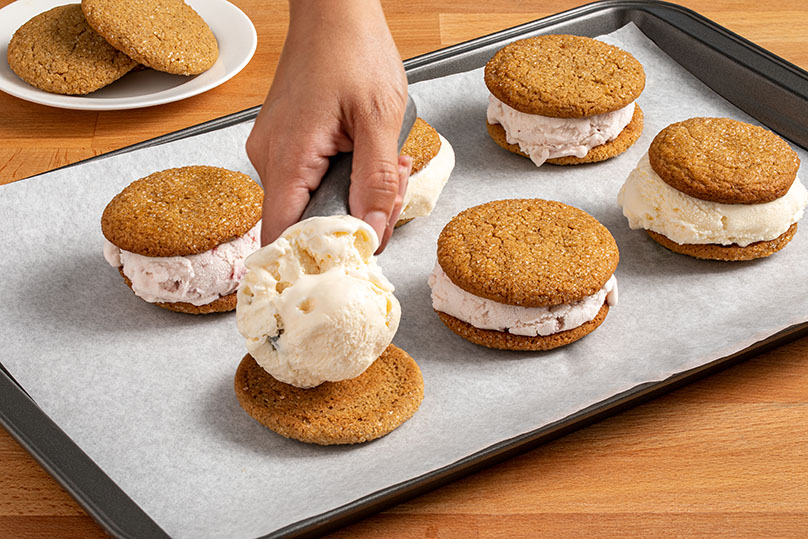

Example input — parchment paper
[1,24,807,538]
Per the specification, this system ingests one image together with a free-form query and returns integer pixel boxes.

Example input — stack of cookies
[7,0,218,95]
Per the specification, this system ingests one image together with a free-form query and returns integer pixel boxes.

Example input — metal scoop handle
[300,95,418,219]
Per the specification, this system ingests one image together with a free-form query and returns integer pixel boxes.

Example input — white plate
[0,0,257,110]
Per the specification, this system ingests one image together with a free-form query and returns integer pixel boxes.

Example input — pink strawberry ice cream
[428,262,618,337]
[104,222,260,306]
[486,94,635,166]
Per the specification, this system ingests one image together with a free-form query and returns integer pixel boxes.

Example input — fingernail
[363,210,388,243]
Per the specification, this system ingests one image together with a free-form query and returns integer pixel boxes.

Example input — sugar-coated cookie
[102,166,262,313]
[234,345,424,445]
[429,199,619,351]
[7,5,136,95]
[82,0,218,75]
[618,117,807,261]
[484,34,645,166]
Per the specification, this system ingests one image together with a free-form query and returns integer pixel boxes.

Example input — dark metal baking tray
[1,1,807,537]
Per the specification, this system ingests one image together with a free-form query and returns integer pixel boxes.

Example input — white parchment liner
[1,24,807,538]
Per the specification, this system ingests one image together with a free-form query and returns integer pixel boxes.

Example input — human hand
[245,0,411,252]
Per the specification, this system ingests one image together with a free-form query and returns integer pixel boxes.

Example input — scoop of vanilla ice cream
[486,95,635,166]
[104,222,260,305]
[617,153,808,246]
[236,215,401,388]
[399,134,455,221]
[428,263,617,337]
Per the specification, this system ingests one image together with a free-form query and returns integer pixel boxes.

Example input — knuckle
[356,165,400,199]
[352,89,405,126]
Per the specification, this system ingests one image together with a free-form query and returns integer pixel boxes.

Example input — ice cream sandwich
[618,117,807,261]
[396,118,455,226]
[429,199,619,350]
[235,216,423,444]
[484,34,644,166]
[101,166,262,313]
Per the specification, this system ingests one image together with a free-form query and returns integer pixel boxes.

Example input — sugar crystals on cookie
[429,199,619,350]
[7,5,136,95]
[618,117,807,261]
[484,34,645,166]
[101,166,262,313]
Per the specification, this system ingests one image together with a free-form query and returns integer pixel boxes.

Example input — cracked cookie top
[649,117,800,204]
[436,199,619,307]
[82,0,218,75]
[484,34,645,118]
[6,4,136,95]
[400,118,442,174]
[102,166,263,257]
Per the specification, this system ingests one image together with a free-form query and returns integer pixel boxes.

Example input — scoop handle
[300,95,418,219]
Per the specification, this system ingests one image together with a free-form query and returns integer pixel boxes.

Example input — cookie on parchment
[234,345,424,445]
[484,34,645,166]
[6,4,137,95]
[617,117,807,261]
[396,117,456,226]
[82,0,218,75]
[102,166,263,313]
[428,199,619,351]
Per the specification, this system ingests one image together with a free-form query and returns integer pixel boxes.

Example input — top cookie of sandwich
[649,117,800,204]
[82,0,218,75]
[7,5,136,95]
[401,118,442,174]
[102,166,263,257]
[484,34,645,118]
[437,199,619,308]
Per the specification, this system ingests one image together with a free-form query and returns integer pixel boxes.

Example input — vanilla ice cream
[399,134,455,221]
[236,216,400,388]
[486,95,635,166]
[429,263,617,337]
[104,222,260,305]
[618,153,808,246]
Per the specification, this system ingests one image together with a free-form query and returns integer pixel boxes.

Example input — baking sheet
[1,22,807,538]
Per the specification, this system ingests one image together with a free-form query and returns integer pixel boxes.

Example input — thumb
[347,106,404,250]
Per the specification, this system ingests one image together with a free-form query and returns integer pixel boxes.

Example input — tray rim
[2,1,808,537]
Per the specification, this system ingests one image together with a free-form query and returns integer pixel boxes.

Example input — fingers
[347,96,406,252]
[385,154,413,238]
[246,121,331,246]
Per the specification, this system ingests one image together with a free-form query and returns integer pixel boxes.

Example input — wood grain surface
[2,0,807,537]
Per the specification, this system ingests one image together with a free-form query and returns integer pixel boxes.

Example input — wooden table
[2,0,807,536]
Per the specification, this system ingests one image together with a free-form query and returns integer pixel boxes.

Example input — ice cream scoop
[236,216,400,388]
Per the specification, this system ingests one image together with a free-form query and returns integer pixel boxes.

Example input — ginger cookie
[82,0,218,75]
[649,117,800,204]
[102,166,262,313]
[486,104,644,166]
[397,118,456,225]
[618,118,807,261]
[102,166,262,257]
[118,269,238,314]
[6,5,136,95]
[646,224,798,262]
[234,345,424,445]
[429,199,619,351]
[484,34,645,166]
